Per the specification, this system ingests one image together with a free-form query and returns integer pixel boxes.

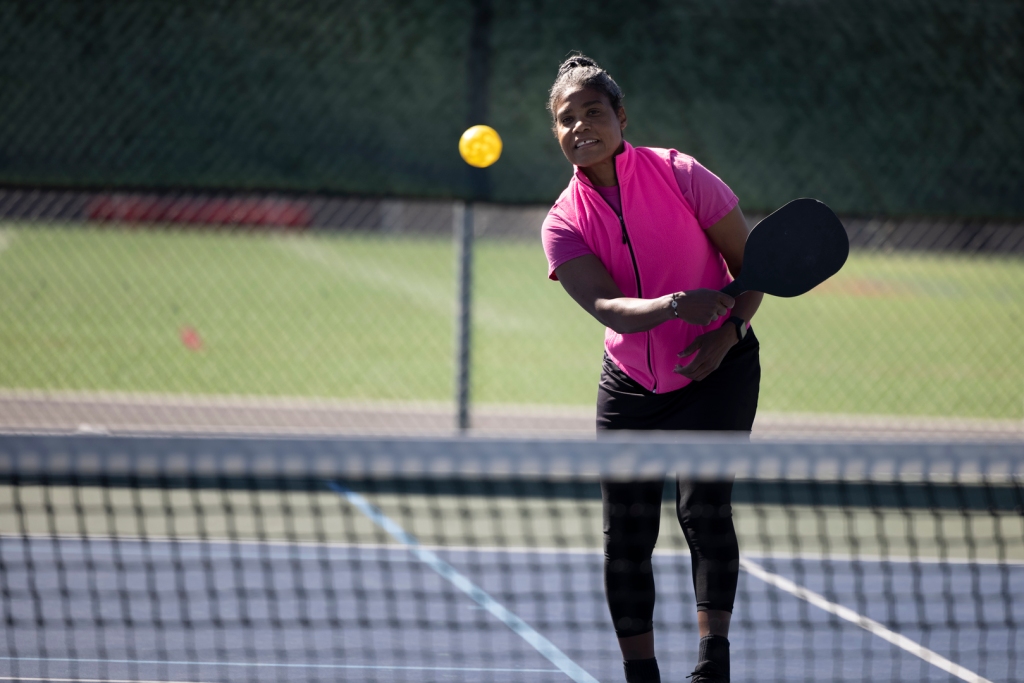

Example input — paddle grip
[720,279,744,297]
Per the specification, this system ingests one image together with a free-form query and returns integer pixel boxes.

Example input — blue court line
[0,656,558,674]
[328,481,600,683]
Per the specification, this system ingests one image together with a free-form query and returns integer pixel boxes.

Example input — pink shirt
[542,143,739,393]
[544,152,738,279]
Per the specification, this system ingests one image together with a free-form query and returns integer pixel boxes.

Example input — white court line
[0,656,556,675]
[4,533,1021,566]
[328,481,599,683]
[739,549,1024,566]
[740,558,994,683]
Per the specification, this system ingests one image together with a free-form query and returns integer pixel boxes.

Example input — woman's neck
[581,162,617,187]
[580,142,625,187]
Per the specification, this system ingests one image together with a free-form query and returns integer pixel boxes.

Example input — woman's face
[553,87,627,169]
[552,87,622,169]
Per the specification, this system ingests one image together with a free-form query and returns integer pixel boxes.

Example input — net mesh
[1,434,1021,683]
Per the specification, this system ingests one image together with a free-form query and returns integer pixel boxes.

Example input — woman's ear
[617,106,628,132]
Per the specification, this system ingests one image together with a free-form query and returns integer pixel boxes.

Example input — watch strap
[727,315,746,341]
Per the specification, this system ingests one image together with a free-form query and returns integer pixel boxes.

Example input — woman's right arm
[554,254,735,334]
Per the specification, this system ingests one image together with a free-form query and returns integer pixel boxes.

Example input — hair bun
[547,52,623,117]
[558,54,598,77]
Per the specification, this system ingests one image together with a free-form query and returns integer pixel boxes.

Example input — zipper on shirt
[618,213,658,393]
[618,215,641,295]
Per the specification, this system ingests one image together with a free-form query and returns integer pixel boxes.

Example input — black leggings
[597,329,759,638]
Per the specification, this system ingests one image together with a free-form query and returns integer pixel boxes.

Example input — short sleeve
[542,207,593,280]
[672,153,739,230]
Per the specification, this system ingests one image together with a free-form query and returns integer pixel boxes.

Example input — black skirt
[596,327,760,433]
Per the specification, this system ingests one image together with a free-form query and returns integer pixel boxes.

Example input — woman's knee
[602,480,664,556]
[604,504,660,563]
[676,480,737,557]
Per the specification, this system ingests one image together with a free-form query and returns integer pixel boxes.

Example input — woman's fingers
[675,328,733,379]
[678,289,735,325]
[675,359,710,381]
[678,336,703,357]
[713,292,734,321]
[675,350,709,379]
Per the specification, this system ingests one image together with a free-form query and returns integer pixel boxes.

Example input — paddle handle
[720,279,745,297]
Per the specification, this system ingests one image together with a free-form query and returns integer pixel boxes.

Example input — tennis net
[1,434,1021,683]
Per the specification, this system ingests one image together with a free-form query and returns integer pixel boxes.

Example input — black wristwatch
[726,316,747,342]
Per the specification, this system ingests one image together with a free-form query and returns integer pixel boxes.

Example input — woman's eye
[588,109,599,116]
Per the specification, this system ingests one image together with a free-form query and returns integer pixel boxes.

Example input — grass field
[0,223,1021,418]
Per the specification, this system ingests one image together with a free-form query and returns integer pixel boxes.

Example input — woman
[541,55,762,683]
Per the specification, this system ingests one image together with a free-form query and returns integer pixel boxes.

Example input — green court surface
[0,223,1021,419]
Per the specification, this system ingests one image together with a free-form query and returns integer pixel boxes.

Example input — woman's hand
[672,289,735,325]
[674,325,738,381]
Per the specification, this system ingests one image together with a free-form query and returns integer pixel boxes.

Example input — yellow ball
[459,125,502,168]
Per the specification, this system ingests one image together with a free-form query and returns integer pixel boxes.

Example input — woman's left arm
[674,205,764,381]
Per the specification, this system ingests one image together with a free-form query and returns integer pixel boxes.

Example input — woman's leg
[676,479,740,618]
[602,479,665,681]
[670,331,758,681]
[677,478,739,682]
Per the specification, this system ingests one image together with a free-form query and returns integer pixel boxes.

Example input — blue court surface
[1,533,1020,683]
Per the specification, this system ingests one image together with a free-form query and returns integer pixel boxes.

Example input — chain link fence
[2,189,1021,436]
[0,1,1022,435]
[3,1,1022,214]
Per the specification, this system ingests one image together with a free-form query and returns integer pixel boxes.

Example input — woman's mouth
[575,139,599,149]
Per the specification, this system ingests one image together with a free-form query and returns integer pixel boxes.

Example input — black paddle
[721,198,849,298]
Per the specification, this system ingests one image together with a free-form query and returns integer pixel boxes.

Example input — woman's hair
[547,53,625,121]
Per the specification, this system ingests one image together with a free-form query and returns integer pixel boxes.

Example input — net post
[453,200,473,432]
